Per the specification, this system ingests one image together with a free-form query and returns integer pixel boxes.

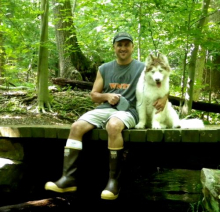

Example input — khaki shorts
[78,108,136,129]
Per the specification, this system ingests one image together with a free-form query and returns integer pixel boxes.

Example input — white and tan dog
[135,53,204,129]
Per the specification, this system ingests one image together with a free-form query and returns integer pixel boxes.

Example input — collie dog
[135,53,204,129]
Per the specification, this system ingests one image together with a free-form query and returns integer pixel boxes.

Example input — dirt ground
[0,88,94,126]
[0,112,73,125]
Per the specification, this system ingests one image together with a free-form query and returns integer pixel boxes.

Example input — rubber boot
[44,147,80,193]
[101,149,123,200]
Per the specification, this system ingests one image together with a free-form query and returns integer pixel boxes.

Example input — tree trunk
[52,0,97,81]
[0,17,5,77]
[193,46,206,101]
[137,3,142,61]
[200,3,220,102]
[203,54,220,100]
[181,0,211,116]
[37,0,51,113]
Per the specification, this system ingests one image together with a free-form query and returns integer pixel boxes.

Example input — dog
[135,53,204,129]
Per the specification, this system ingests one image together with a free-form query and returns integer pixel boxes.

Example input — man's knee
[70,120,94,136]
[70,121,82,132]
[106,118,124,134]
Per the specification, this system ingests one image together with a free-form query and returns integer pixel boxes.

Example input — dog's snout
[155,79,161,82]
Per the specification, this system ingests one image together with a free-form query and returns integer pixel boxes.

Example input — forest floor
[0,86,219,126]
[0,86,96,126]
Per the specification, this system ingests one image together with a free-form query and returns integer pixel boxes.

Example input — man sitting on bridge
[44,32,167,200]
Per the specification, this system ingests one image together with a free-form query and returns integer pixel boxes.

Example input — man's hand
[108,94,121,105]
[153,94,168,114]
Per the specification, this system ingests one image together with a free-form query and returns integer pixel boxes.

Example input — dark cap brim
[114,37,133,43]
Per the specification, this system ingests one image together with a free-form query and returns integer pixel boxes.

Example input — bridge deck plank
[0,125,219,143]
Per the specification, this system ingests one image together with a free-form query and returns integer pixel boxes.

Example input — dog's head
[144,53,171,87]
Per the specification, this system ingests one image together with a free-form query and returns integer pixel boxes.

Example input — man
[45,32,167,200]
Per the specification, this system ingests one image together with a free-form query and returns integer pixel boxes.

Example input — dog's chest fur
[137,68,169,111]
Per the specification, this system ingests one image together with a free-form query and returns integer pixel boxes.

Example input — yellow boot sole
[44,181,77,193]
[101,190,118,200]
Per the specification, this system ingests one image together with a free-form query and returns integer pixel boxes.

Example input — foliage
[203,112,220,125]
[1,0,57,85]
[2,0,220,86]
[1,0,220,122]
[0,96,27,113]
[73,0,220,105]
[51,88,96,120]
[188,199,206,212]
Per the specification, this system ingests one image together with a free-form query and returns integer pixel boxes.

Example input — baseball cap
[116,96,130,111]
[113,32,133,44]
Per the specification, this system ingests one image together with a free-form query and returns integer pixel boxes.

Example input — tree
[205,2,220,99]
[0,17,5,77]
[37,0,51,113]
[1,0,220,115]
[181,0,211,116]
[52,0,97,81]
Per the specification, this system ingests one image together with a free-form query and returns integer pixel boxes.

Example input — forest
[0,0,220,125]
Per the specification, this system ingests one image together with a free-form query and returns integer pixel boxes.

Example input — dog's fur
[135,53,204,129]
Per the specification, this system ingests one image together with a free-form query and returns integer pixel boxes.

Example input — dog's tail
[179,119,205,129]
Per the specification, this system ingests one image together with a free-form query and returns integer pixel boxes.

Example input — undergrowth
[0,85,219,125]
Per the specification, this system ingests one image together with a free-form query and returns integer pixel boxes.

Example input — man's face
[113,40,134,62]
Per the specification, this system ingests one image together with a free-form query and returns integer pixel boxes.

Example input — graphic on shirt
[109,83,130,89]
[109,71,132,90]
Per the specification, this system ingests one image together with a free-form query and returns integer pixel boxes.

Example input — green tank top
[96,59,145,123]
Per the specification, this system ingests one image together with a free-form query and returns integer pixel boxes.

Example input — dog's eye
[152,71,155,74]
[159,69,163,72]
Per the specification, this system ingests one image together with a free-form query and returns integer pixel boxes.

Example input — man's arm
[90,70,121,105]
[153,93,169,114]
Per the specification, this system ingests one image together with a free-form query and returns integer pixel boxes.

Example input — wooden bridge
[0,124,220,211]
[0,124,219,143]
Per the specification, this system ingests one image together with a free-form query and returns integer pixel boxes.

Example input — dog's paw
[135,123,145,129]
[173,124,181,128]
[152,122,161,129]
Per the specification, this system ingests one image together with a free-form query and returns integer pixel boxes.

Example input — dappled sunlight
[0,114,23,120]
[0,112,72,126]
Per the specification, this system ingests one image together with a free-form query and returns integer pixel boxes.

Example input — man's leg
[45,120,94,193]
[101,117,125,200]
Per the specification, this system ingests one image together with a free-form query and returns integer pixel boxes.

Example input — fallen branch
[22,94,37,104]
[0,85,30,90]
[52,77,93,90]
[1,91,27,96]
[169,95,220,113]
[0,196,74,212]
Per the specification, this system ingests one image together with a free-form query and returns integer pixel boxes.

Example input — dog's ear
[158,53,169,65]
[145,54,155,66]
